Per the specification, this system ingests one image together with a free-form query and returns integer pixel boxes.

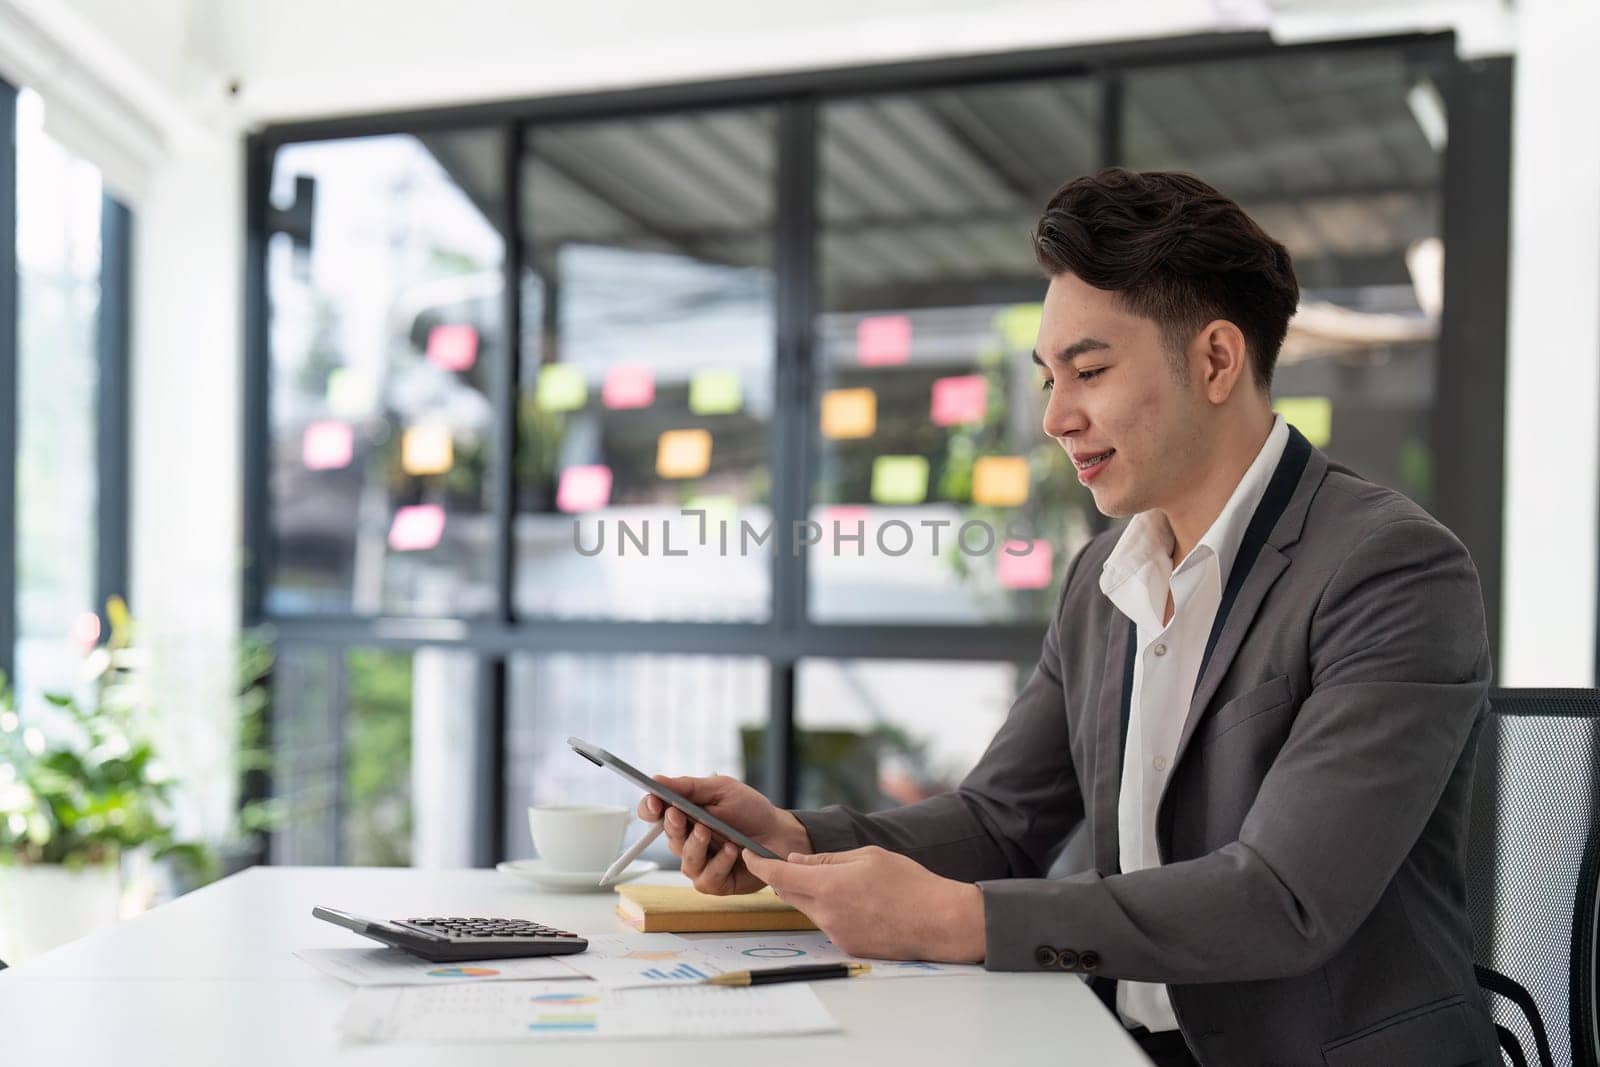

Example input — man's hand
[636,775,813,896]
[742,846,986,964]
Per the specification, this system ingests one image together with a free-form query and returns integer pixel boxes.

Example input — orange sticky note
[426,323,479,371]
[856,315,912,366]
[820,388,877,440]
[972,456,1030,507]
[656,429,712,479]
[930,375,987,427]
[556,465,614,513]
[388,505,446,552]
[302,421,354,471]
[401,425,454,476]
[998,539,1053,590]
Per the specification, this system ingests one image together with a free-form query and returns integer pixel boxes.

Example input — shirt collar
[1099,415,1289,602]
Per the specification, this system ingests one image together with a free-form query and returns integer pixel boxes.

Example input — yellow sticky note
[871,455,929,505]
[820,388,877,440]
[537,364,588,412]
[1274,396,1332,448]
[994,304,1043,352]
[972,455,1030,507]
[689,370,742,415]
[401,425,454,476]
[657,429,713,479]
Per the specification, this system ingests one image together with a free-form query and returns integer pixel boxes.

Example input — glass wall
[1123,48,1444,502]
[271,643,481,866]
[810,80,1103,623]
[514,111,777,622]
[265,130,505,617]
[248,36,1488,866]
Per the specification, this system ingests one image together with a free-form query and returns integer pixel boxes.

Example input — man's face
[1033,272,1207,519]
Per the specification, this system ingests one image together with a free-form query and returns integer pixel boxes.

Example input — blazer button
[1034,946,1059,968]
[1079,951,1100,971]
[1057,950,1080,971]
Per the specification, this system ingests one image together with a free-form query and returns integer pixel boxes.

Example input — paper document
[339,980,840,1042]
[295,947,587,986]
[554,931,732,989]
[693,932,987,980]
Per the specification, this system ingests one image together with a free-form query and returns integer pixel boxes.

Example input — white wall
[1499,0,1600,685]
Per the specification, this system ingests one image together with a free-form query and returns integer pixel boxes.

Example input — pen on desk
[599,820,666,887]
[705,963,872,987]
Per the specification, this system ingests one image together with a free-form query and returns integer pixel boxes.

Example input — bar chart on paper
[639,961,715,982]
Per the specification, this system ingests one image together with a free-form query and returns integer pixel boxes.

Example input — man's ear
[1194,319,1250,405]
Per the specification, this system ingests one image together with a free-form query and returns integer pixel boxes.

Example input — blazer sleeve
[978,517,1492,979]
[791,544,1090,883]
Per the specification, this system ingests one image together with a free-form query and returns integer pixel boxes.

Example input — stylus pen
[599,821,666,887]
[705,963,872,987]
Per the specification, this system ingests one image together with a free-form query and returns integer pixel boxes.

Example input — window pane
[1124,48,1444,504]
[270,644,481,866]
[266,130,505,616]
[514,110,776,621]
[795,658,1020,811]
[13,88,100,704]
[810,82,1102,624]
[504,653,768,860]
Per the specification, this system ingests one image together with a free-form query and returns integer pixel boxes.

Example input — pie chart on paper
[427,965,501,978]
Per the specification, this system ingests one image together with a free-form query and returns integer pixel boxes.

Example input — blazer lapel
[1170,437,1329,771]
[1094,610,1133,872]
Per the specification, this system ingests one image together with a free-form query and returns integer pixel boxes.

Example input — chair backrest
[1468,689,1600,1067]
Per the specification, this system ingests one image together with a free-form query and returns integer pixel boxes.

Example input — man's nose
[1042,390,1085,441]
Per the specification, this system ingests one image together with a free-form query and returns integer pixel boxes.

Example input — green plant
[0,598,212,878]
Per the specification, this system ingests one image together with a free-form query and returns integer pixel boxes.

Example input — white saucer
[495,858,659,892]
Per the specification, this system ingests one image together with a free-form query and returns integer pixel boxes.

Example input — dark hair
[1031,168,1299,390]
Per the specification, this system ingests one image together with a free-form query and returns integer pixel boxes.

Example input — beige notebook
[614,884,818,933]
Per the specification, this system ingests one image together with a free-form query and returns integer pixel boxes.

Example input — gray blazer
[796,433,1501,1066]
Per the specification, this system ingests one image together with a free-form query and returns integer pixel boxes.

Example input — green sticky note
[994,304,1043,351]
[1274,396,1333,448]
[537,364,588,412]
[685,494,739,524]
[871,455,930,505]
[689,370,742,415]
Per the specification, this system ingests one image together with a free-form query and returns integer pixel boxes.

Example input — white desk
[0,865,1153,1065]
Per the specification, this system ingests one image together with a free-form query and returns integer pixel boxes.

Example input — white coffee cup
[527,804,631,872]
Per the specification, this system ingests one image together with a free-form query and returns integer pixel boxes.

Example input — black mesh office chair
[1467,689,1600,1067]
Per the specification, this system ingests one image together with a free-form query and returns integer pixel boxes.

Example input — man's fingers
[742,849,825,896]
[698,841,740,892]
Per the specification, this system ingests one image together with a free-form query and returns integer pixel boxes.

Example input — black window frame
[242,31,1513,866]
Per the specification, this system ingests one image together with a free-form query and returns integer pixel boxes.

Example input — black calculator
[312,906,589,962]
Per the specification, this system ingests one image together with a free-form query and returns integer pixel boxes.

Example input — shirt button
[1034,946,1059,968]
[1152,643,1168,657]
[1153,755,1168,772]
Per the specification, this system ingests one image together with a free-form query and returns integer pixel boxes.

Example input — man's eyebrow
[1031,337,1112,368]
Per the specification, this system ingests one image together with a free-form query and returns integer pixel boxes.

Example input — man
[638,169,1499,1065]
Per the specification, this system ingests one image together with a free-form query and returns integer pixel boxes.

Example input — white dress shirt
[1098,415,1289,1033]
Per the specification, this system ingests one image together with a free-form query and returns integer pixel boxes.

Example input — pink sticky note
[388,504,447,551]
[603,364,655,410]
[556,465,614,513]
[856,315,912,367]
[930,375,988,427]
[302,421,354,471]
[997,540,1054,590]
[426,323,479,372]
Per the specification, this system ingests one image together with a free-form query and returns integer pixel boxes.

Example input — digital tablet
[567,736,782,860]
